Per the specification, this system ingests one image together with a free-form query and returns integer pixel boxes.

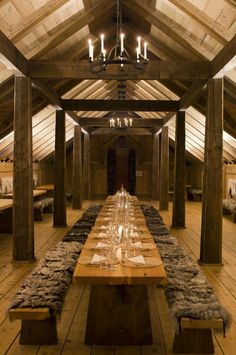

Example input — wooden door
[116,148,129,191]
[107,138,136,194]
[107,150,116,195]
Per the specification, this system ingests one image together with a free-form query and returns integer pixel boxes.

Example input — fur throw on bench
[9,241,83,317]
[223,198,236,213]
[142,205,231,332]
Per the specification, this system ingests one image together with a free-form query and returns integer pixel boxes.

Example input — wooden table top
[0,199,13,211]
[4,189,47,198]
[73,200,167,286]
[35,184,54,191]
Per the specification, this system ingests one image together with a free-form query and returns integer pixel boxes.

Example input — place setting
[78,247,162,269]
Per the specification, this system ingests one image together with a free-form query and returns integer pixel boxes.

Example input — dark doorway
[128,149,136,195]
[107,137,136,195]
[116,146,129,191]
[107,149,116,195]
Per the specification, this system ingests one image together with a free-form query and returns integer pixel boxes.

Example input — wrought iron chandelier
[88,0,148,74]
[109,116,133,128]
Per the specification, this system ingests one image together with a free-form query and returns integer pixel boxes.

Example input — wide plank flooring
[0,200,236,355]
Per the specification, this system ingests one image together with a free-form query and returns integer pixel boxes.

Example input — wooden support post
[152,133,160,200]
[159,126,169,210]
[83,133,90,200]
[72,125,82,209]
[172,111,186,228]
[200,78,223,264]
[13,76,34,262]
[53,110,66,226]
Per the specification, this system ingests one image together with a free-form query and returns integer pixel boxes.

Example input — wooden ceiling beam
[167,0,230,44]
[63,99,179,112]
[31,80,63,109]
[179,80,208,110]
[223,0,236,8]
[125,0,213,60]
[0,31,27,75]
[224,77,236,100]
[9,0,71,43]
[211,34,236,77]
[27,59,211,80]
[26,0,115,59]
[0,30,89,133]
[124,25,184,60]
[91,128,153,135]
[161,33,236,126]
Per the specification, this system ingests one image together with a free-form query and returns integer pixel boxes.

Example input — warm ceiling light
[88,0,149,75]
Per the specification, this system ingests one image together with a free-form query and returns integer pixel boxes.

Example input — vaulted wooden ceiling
[0,0,236,162]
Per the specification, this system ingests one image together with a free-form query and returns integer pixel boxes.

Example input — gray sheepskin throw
[9,241,83,317]
[142,204,231,332]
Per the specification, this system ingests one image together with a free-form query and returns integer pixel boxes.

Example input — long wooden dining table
[73,196,167,345]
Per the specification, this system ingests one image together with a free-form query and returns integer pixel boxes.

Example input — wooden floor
[0,201,236,355]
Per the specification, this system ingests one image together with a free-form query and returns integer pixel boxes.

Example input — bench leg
[19,317,58,345]
[34,208,43,221]
[44,205,53,213]
[232,213,236,223]
[173,328,214,354]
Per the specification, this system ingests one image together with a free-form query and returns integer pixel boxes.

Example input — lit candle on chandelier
[129,118,133,126]
[110,118,115,127]
[100,33,105,53]
[103,49,106,61]
[137,36,141,54]
[88,39,92,59]
[136,47,140,62]
[144,42,148,60]
[120,33,125,53]
[90,45,94,61]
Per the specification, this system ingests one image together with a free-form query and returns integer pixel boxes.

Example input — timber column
[53,110,66,226]
[13,76,34,262]
[72,125,82,209]
[159,126,169,210]
[152,133,160,200]
[83,133,90,199]
[172,111,186,228]
[200,78,223,264]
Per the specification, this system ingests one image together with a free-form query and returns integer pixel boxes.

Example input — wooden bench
[8,241,83,345]
[9,307,57,345]
[33,197,54,221]
[187,188,203,201]
[141,204,231,354]
[173,317,224,354]
[223,198,236,223]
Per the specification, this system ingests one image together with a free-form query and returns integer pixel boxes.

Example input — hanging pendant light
[88,0,149,75]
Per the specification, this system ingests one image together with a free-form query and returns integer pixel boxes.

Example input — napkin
[98,232,107,238]
[128,255,145,264]
[100,225,107,230]
[91,254,106,264]
[131,232,139,237]
[132,241,142,248]
[97,242,108,248]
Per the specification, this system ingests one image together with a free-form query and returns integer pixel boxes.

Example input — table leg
[85,284,153,345]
